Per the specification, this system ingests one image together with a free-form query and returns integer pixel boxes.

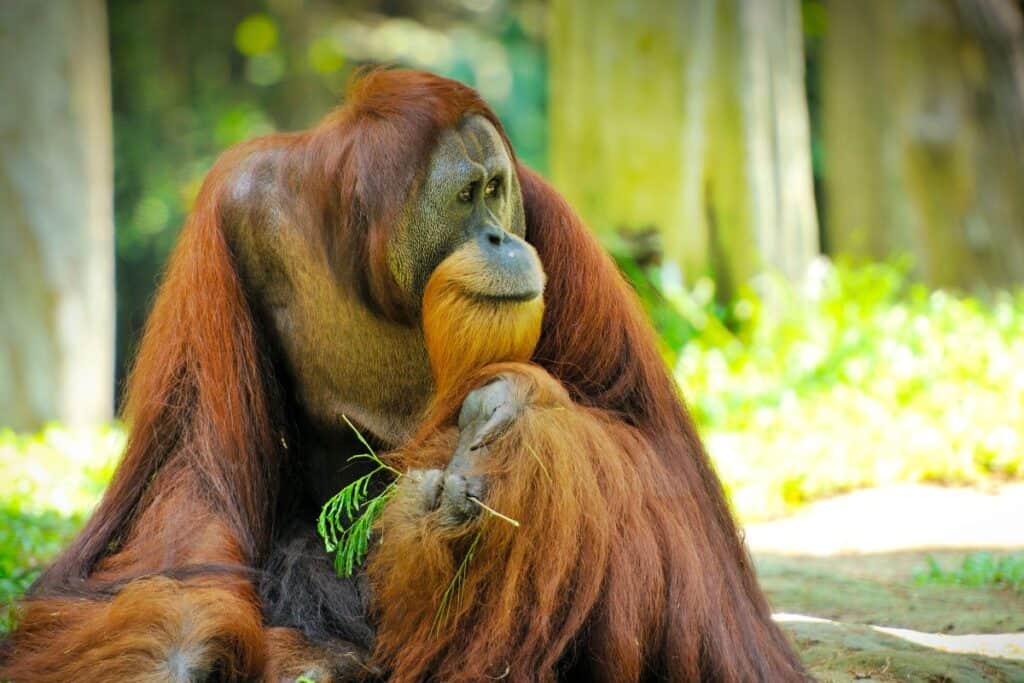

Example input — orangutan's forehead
[427,115,510,186]
[455,115,507,162]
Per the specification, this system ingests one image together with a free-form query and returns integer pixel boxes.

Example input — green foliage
[317,417,400,578]
[627,257,1024,520]
[914,553,1024,593]
[0,426,124,630]
[319,479,397,578]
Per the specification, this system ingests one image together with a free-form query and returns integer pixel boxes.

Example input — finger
[441,473,478,523]
[407,468,444,511]
[465,474,486,501]
[468,401,519,450]
[458,377,514,430]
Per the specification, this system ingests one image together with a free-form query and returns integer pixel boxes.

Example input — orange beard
[419,245,545,402]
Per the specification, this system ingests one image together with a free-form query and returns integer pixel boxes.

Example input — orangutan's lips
[465,288,542,304]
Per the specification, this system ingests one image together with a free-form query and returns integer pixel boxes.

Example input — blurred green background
[3,0,1024,629]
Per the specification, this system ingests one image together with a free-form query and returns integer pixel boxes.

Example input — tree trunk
[822,0,1024,289]
[954,0,1024,284]
[0,0,114,431]
[548,0,819,300]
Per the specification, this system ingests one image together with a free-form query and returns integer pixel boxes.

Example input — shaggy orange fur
[369,240,661,680]
[370,364,670,682]
[7,577,263,683]
[365,169,804,681]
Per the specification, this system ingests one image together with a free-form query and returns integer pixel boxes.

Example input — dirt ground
[745,484,1024,682]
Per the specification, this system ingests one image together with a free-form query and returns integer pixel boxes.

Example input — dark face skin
[390,114,540,308]
[227,115,542,448]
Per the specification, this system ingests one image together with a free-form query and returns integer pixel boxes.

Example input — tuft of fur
[260,525,376,653]
[2,576,263,683]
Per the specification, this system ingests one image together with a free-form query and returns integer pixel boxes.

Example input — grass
[914,552,1024,593]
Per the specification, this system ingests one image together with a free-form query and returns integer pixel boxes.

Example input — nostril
[481,226,506,247]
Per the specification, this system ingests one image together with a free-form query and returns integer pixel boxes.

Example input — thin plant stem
[468,496,520,528]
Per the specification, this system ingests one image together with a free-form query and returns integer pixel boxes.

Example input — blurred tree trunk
[0,0,114,431]
[822,0,1024,289]
[548,0,819,301]
[955,0,1024,284]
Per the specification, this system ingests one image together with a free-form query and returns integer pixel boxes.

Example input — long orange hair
[367,162,804,680]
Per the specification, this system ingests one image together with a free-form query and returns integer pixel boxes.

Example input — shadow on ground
[757,549,1024,680]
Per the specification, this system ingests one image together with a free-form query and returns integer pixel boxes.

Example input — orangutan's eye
[457,184,474,203]
[484,177,501,198]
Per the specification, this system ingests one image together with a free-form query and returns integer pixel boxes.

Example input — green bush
[0,426,123,629]
[630,257,1024,520]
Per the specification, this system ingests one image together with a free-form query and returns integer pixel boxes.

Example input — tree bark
[0,0,114,431]
[954,0,1024,284]
[822,0,1024,289]
[548,0,819,300]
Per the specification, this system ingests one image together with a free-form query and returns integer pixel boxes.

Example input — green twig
[432,530,483,635]
[317,416,400,577]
